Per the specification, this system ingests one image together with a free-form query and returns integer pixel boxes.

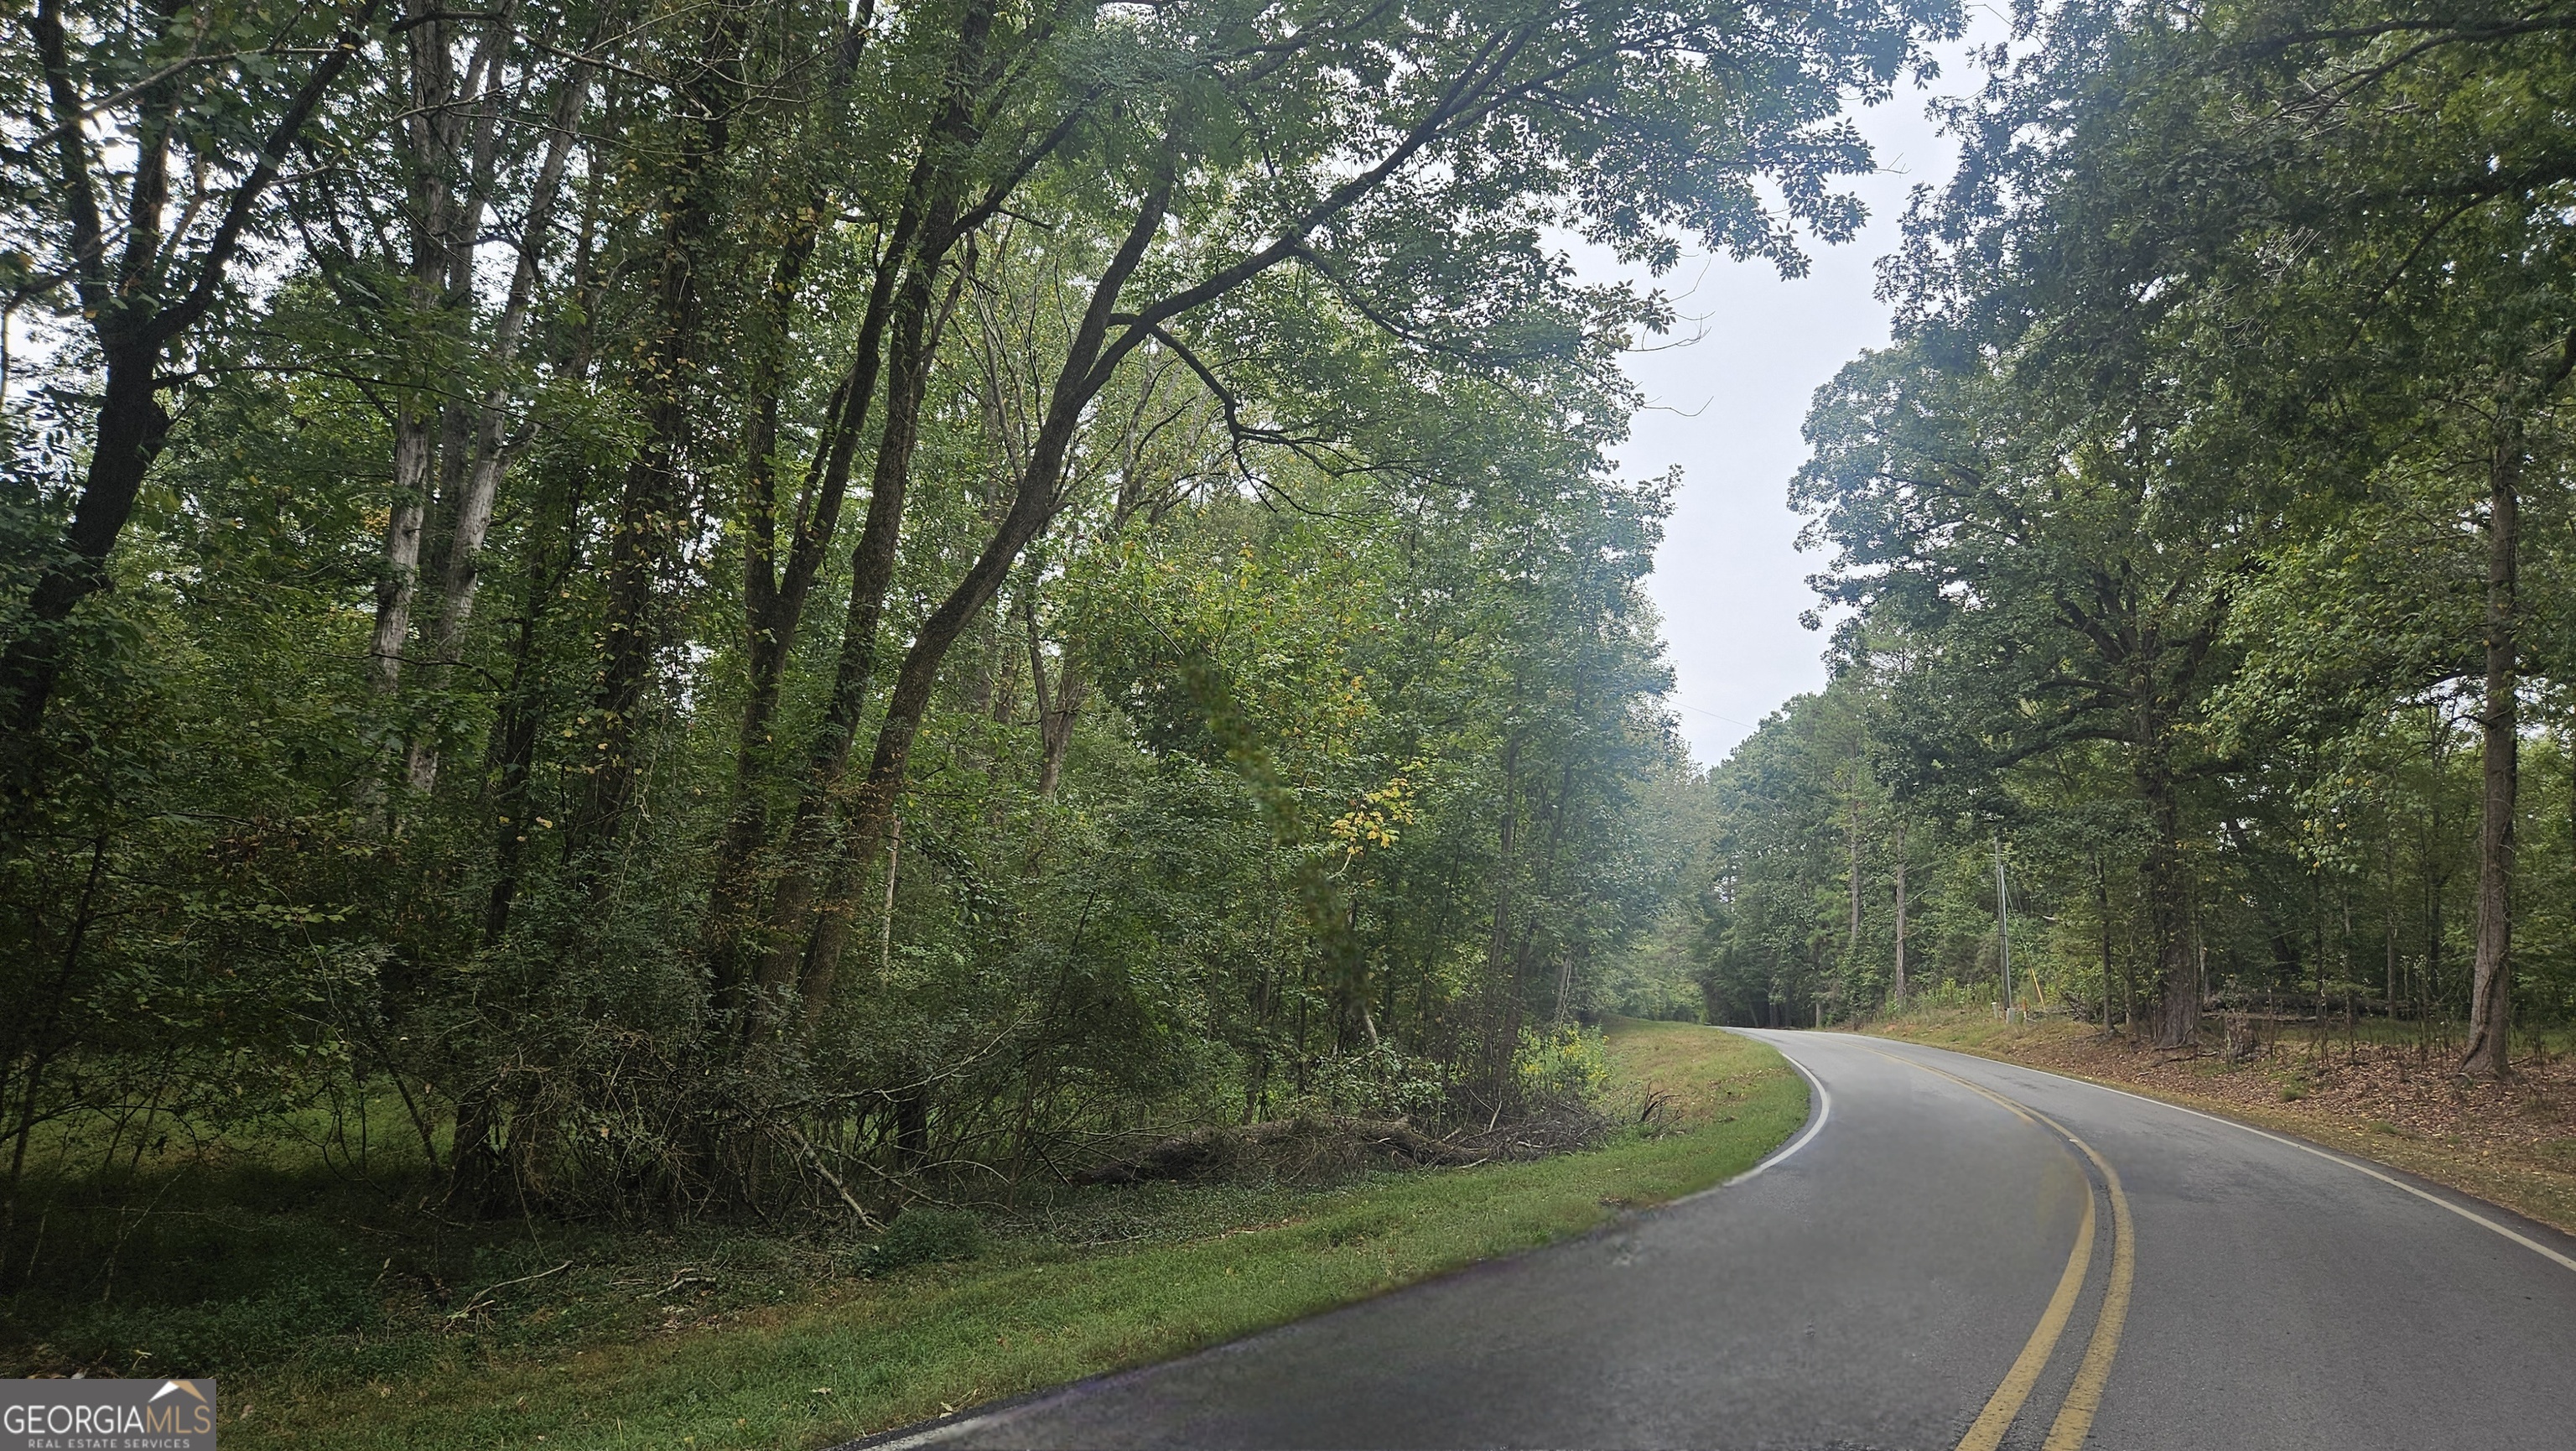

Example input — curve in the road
[844,1029,2576,1451]
[2028,1107,2129,1451]
[1851,1046,2133,1451]
[2036,1064,2576,1277]
[1955,1157,2090,1451]
[1717,1044,1832,1186]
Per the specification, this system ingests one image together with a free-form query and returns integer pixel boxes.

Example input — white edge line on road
[1867,1036,2576,1277]
[1720,1031,1832,1186]
[857,1029,1832,1448]
[842,1407,997,1451]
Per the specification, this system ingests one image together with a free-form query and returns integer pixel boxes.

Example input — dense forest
[0,0,1963,1259]
[1701,0,2576,1077]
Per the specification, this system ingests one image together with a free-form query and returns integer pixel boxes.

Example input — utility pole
[1996,834,2013,1023]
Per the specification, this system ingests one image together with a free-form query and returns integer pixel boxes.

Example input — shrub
[1303,1043,1448,1119]
[865,1209,984,1274]
[1515,1024,1611,1104]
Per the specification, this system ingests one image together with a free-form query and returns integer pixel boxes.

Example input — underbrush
[0,1140,1453,1384]
[4,1019,1801,1449]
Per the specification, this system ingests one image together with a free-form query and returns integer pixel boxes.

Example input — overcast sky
[1596,34,1995,769]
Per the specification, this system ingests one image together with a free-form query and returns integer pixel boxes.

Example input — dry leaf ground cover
[1859,1006,2576,1235]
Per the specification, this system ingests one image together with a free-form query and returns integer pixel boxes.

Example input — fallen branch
[1072,1114,1489,1186]
[777,1121,886,1231]
[650,1268,717,1299]
[446,1259,572,1321]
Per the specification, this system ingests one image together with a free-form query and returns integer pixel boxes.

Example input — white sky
[1597,30,1999,767]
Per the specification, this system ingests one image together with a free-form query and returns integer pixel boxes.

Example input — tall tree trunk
[778,169,1175,1032]
[791,86,1499,1030]
[571,8,742,856]
[776,65,1504,1031]
[701,196,928,979]
[2140,744,2199,1048]
[3,357,171,748]
[479,460,590,946]
[2425,710,2448,1034]
[2462,421,2521,1079]
[704,232,891,938]
[2095,852,2116,1032]
[3,0,374,760]
[2383,833,2400,1012]
[709,0,992,1011]
[404,55,588,797]
[386,3,512,793]
[699,3,893,956]
[1025,593,1083,796]
[742,199,967,1027]
[1482,732,1524,1087]
[1892,818,1908,1007]
[1844,792,1862,1005]
[371,414,437,702]
[366,3,465,720]
[480,102,611,942]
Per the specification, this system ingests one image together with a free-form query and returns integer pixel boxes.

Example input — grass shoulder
[218,1018,1801,1450]
[1854,1005,2576,1238]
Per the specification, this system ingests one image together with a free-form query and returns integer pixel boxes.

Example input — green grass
[213,1020,1800,1449]
[1846,1002,2094,1057]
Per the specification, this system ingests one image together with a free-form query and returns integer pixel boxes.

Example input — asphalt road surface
[850,1030,2576,1449]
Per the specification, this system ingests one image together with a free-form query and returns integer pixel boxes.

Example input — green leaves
[0,0,1965,1235]
[1762,0,2576,1038]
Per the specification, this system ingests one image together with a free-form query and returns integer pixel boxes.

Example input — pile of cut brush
[1072,1106,1607,1188]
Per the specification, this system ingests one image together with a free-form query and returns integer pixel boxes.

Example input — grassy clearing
[1857,1004,2576,1237]
[166,1018,1799,1449]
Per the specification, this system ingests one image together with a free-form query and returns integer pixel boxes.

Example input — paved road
[851,1031,2576,1449]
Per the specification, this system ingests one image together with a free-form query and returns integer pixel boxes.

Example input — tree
[4,0,383,773]
[0,0,1974,1242]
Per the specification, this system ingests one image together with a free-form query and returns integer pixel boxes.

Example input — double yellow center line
[1858,1048,2136,1451]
